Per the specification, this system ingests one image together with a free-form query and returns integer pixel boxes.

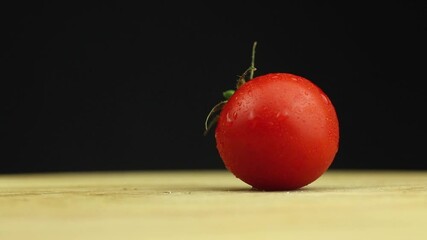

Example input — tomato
[214,73,339,191]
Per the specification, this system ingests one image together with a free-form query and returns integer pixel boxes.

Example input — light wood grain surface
[0,170,426,240]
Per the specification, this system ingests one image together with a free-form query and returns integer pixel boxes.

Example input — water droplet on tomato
[276,111,289,119]
[233,112,238,119]
[321,93,330,105]
[226,113,232,122]
[248,110,255,120]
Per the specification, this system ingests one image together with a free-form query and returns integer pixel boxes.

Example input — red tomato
[215,73,339,190]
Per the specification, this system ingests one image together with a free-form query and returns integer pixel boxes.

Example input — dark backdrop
[1,1,427,173]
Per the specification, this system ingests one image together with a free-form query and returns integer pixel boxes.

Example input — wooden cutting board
[1,170,426,240]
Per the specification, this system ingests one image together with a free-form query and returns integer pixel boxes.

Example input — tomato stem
[249,41,257,80]
[236,67,255,88]
[203,41,259,136]
[204,100,228,136]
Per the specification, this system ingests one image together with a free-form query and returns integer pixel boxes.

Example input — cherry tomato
[215,73,339,190]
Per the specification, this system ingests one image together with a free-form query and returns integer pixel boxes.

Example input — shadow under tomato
[192,185,344,193]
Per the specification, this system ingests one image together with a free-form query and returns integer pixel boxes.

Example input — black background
[1,1,427,173]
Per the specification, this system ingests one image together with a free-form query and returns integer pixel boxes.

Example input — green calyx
[223,90,235,100]
[203,41,258,136]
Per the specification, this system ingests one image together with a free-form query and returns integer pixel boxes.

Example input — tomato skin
[215,73,339,190]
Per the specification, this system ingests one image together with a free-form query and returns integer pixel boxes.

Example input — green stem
[204,100,228,136]
[249,41,257,80]
[203,41,259,136]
